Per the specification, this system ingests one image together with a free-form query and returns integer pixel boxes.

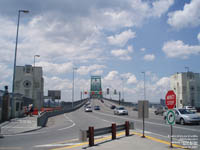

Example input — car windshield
[178,109,193,114]
[118,107,125,110]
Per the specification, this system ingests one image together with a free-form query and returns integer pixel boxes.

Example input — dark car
[154,107,165,115]
[110,105,116,109]
[94,105,100,110]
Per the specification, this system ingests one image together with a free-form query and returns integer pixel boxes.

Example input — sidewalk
[0,115,41,135]
[63,131,194,150]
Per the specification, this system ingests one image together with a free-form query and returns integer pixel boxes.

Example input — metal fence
[80,121,134,147]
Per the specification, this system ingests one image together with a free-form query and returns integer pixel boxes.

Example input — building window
[21,102,23,110]
[191,86,195,91]
[16,102,19,111]
[25,65,32,73]
[23,80,32,88]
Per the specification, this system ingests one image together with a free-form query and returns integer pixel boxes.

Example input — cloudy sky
[0,0,200,103]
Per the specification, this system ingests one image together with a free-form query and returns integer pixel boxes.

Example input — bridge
[90,76,102,99]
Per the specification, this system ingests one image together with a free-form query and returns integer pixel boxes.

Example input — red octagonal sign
[165,90,176,109]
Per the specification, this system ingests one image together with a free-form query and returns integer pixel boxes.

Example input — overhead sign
[48,90,61,100]
[166,110,175,125]
[165,90,176,109]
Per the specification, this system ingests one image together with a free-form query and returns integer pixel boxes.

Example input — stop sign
[165,90,176,109]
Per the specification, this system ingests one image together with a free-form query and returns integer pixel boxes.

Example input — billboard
[48,90,61,100]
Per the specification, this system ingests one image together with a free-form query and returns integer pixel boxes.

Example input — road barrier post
[112,123,116,140]
[125,121,129,136]
[89,126,94,146]
[79,130,87,142]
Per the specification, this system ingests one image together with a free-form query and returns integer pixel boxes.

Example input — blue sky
[0,0,200,103]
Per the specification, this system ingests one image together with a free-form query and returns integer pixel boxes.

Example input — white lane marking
[93,110,200,133]
[34,143,82,147]
[84,111,112,123]
[58,114,76,131]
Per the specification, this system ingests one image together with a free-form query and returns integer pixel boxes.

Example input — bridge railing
[37,98,88,127]
[79,121,134,147]
[103,98,134,107]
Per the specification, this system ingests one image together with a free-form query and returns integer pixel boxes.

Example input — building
[170,72,200,108]
[14,65,44,110]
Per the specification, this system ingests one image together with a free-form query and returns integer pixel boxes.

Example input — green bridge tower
[90,76,102,99]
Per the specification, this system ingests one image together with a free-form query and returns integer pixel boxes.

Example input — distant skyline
[0,0,200,102]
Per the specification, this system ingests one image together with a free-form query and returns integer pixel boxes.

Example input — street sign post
[165,90,176,148]
[166,110,175,125]
[165,90,176,109]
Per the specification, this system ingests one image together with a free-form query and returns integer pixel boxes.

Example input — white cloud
[92,70,104,76]
[162,40,200,58]
[168,0,200,29]
[198,32,200,42]
[121,73,137,84]
[140,48,146,52]
[77,64,106,75]
[104,71,118,80]
[107,29,136,47]
[111,46,133,60]
[152,0,174,17]
[37,61,73,76]
[144,54,155,61]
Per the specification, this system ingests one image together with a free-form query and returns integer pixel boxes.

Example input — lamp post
[141,72,146,100]
[34,55,40,68]
[72,67,77,108]
[12,10,29,116]
[121,78,124,101]
[33,55,40,114]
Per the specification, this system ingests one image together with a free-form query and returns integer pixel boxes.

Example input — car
[183,106,197,113]
[154,107,166,116]
[132,106,138,111]
[164,108,200,125]
[100,99,104,103]
[85,106,93,112]
[94,105,100,110]
[110,105,116,109]
[114,107,128,115]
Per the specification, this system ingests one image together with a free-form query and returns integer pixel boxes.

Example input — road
[0,99,199,150]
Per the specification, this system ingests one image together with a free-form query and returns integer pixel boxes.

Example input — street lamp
[34,55,40,68]
[33,55,40,114]
[72,67,77,108]
[12,10,29,116]
[121,78,124,101]
[141,72,146,100]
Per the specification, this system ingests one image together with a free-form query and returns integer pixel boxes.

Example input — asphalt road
[0,99,199,150]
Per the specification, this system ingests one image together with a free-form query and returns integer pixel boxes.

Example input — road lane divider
[58,114,76,131]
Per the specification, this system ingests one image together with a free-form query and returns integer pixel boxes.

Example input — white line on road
[58,114,76,131]
[93,110,200,133]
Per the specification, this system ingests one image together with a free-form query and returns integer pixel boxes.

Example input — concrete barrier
[37,99,88,127]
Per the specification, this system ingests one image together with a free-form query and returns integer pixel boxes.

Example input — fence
[79,121,134,147]
[37,98,88,127]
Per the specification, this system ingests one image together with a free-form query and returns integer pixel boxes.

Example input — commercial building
[14,65,44,110]
[170,72,200,108]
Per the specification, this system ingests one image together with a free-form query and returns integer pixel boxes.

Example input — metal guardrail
[80,121,134,147]
[37,99,88,127]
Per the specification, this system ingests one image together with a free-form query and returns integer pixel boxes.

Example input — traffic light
[107,88,109,94]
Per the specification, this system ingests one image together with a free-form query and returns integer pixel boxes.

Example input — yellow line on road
[51,131,186,150]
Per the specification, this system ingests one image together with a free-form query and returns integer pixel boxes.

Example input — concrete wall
[37,98,88,127]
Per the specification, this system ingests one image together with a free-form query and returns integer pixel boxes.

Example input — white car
[164,108,200,125]
[183,106,197,113]
[114,107,128,115]
[85,106,92,112]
